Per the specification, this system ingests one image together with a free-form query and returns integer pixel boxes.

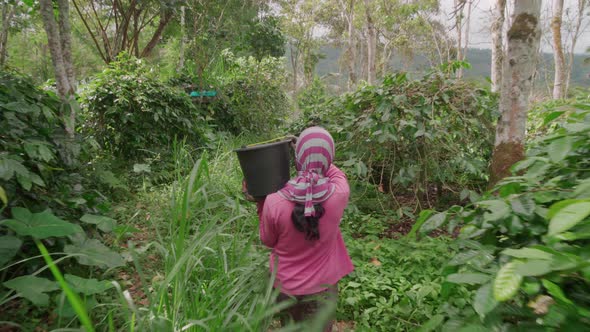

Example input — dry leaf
[370,257,382,266]
[527,295,554,315]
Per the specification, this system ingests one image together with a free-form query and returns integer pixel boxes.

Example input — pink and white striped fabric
[278,127,336,217]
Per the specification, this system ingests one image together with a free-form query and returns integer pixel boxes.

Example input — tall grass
[114,137,294,331]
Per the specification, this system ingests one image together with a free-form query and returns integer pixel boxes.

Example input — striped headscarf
[278,127,336,217]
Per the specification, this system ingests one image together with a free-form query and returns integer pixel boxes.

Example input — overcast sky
[439,0,590,53]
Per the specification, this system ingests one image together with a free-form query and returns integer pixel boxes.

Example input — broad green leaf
[512,157,547,173]
[420,212,447,233]
[0,235,22,267]
[502,248,553,260]
[573,178,590,198]
[493,262,523,302]
[0,185,7,206]
[64,239,125,269]
[11,207,33,222]
[547,136,574,163]
[64,274,114,295]
[416,314,445,332]
[407,210,434,239]
[3,208,81,239]
[509,196,535,218]
[548,199,590,236]
[447,273,490,285]
[57,295,98,319]
[16,172,32,191]
[514,260,553,276]
[0,158,28,180]
[3,275,59,306]
[542,279,573,304]
[477,200,510,221]
[448,250,480,266]
[80,214,117,232]
[542,111,565,126]
[473,283,497,319]
[549,252,580,271]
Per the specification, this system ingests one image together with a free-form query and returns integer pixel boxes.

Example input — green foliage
[296,64,498,206]
[246,16,286,59]
[3,275,59,306]
[0,71,66,202]
[209,50,290,135]
[296,76,332,121]
[419,100,590,329]
[338,232,471,331]
[80,54,208,159]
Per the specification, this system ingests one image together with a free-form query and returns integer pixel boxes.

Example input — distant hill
[311,46,590,91]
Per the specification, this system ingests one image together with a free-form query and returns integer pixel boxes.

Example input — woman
[244,127,354,331]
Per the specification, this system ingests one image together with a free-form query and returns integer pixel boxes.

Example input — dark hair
[291,204,325,241]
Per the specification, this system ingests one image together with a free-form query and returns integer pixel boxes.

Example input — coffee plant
[80,53,209,159]
[419,101,590,330]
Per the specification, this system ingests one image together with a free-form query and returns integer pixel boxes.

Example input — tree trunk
[551,0,565,99]
[0,3,14,67]
[39,0,70,98]
[565,0,587,95]
[40,0,77,139]
[491,0,506,93]
[454,0,463,78]
[489,0,542,185]
[347,0,356,89]
[177,6,186,72]
[290,43,299,92]
[364,0,376,84]
[57,0,75,92]
[140,12,172,58]
[458,0,472,78]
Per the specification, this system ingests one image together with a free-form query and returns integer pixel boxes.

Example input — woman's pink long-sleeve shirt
[256,164,354,296]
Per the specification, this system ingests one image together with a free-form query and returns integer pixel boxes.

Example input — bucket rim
[234,139,291,153]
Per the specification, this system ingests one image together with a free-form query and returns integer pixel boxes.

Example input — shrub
[210,50,290,135]
[296,63,498,206]
[419,100,590,329]
[0,72,125,327]
[80,54,208,159]
[0,71,76,210]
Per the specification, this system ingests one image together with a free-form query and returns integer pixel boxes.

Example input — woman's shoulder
[263,191,293,210]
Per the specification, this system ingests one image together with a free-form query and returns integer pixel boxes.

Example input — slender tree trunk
[39,0,71,98]
[40,0,78,139]
[489,0,542,185]
[458,0,472,78]
[454,0,463,78]
[364,0,376,84]
[491,0,506,92]
[565,0,587,95]
[0,3,14,67]
[57,0,75,92]
[551,0,565,99]
[140,12,172,57]
[177,6,186,72]
[347,0,356,89]
[290,43,299,92]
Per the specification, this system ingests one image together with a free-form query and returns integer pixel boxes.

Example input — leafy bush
[80,54,208,159]
[210,50,290,135]
[338,229,471,331]
[0,71,67,207]
[295,64,498,207]
[0,72,126,327]
[419,101,590,329]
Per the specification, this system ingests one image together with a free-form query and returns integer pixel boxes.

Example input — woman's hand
[241,179,257,202]
[285,135,297,150]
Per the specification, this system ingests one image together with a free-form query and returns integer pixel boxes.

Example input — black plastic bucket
[235,140,291,198]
